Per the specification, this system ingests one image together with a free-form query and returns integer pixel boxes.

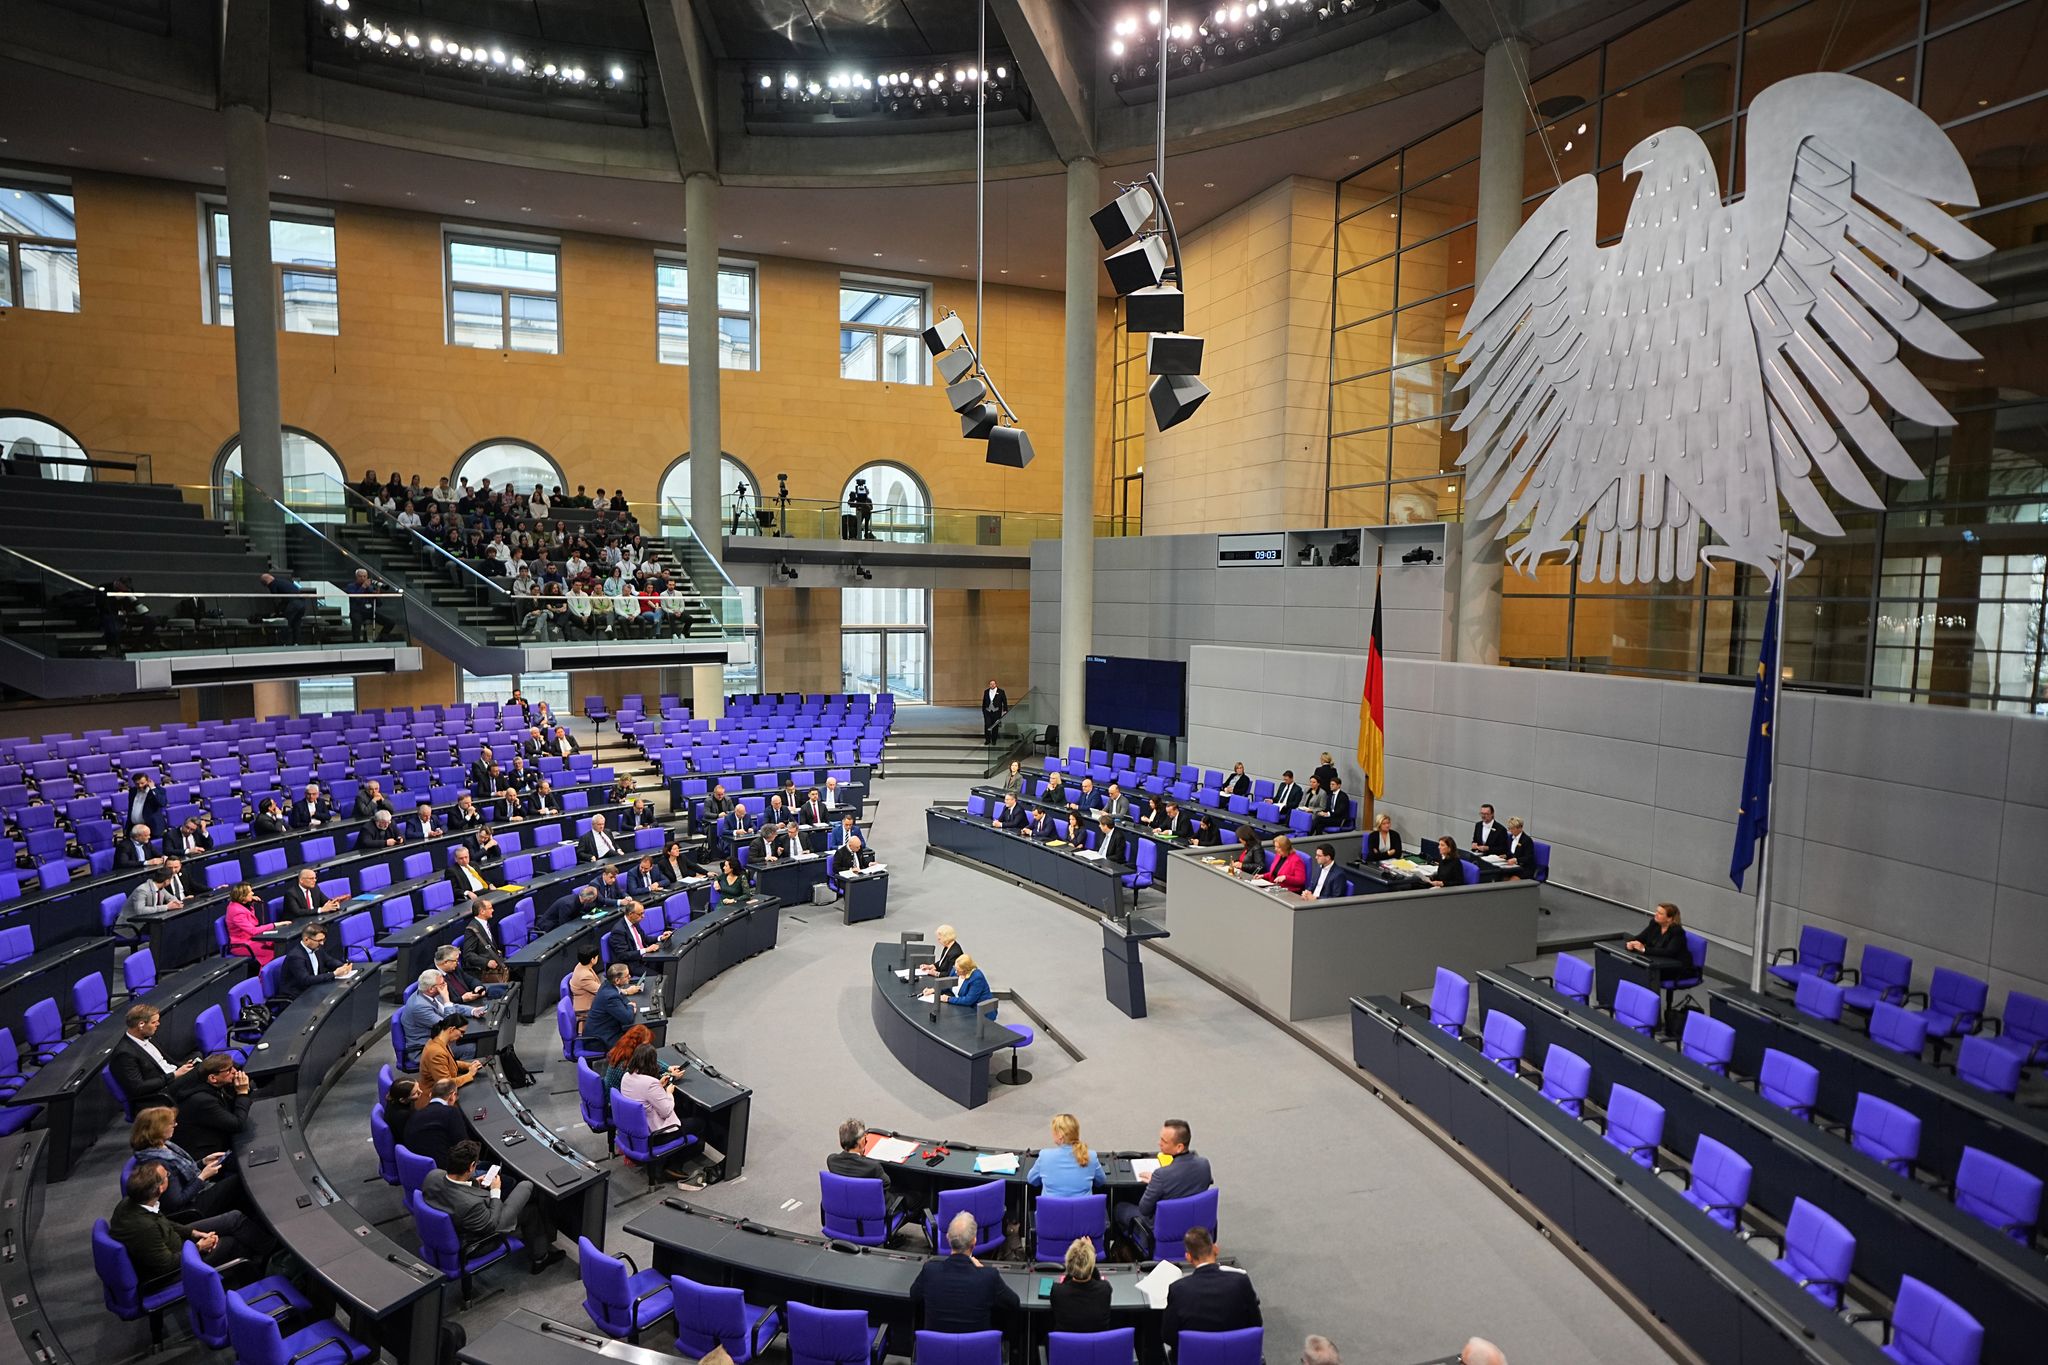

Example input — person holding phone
[419,1139,563,1275]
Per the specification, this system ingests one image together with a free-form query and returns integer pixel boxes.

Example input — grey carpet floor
[31,769,1673,1365]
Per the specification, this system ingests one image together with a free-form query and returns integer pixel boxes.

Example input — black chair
[1138,736,1157,760]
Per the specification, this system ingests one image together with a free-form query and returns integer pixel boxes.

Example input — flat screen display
[1085,655,1187,738]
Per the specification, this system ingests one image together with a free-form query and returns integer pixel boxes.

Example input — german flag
[1357,569,1386,799]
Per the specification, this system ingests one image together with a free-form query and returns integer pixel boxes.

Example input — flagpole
[1747,531,1792,992]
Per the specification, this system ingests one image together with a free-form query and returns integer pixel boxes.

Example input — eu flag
[1730,578,1781,890]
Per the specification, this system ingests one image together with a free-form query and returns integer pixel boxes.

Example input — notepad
[973,1152,1020,1174]
[1136,1260,1182,1308]
[1130,1158,1159,1181]
[893,969,913,982]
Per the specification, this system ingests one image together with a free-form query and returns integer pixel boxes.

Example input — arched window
[842,462,930,543]
[0,412,89,482]
[659,453,763,538]
[215,429,348,522]
[452,439,565,500]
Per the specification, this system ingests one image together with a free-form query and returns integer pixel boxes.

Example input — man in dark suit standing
[1272,771,1304,812]
[467,747,497,795]
[910,1212,1020,1331]
[458,900,507,983]
[124,773,167,841]
[110,1003,196,1111]
[1114,1119,1213,1254]
[980,680,1008,745]
[1162,1227,1262,1349]
[1470,803,1509,857]
[273,923,355,1005]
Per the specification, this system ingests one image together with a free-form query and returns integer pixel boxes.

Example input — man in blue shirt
[398,969,484,1064]
[1113,1118,1213,1256]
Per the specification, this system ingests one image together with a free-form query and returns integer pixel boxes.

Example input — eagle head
[1621,126,1715,183]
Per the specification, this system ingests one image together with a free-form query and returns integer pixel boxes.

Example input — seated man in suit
[1310,776,1353,834]
[505,756,538,794]
[399,970,486,1063]
[121,869,182,931]
[827,1118,921,1216]
[1363,813,1403,862]
[1161,801,1194,839]
[752,821,798,864]
[420,1139,562,1274]
[1223,763,1254,798]
[473,762,506,801]
[621,797,658,832]
[910,1211,1020,1332]
[446,844,494,907]
[822,776,852,813]
[831,833,876,881]
[1101,782,1132,822]
[356,809,405,851]
[703,784,736,820]
[604,901,670,974]
[799,788,829,828]
[1067,777,1102,819]
[1271,771,1304,813]
[110,1159,273,1286]
[547,724,580,758]
[1113,1119,1213,1255]
[1501,816,1538,879]
[522,778,561,819]
[169,1055,254,1157]
[1022,806,1058,842]
[351,780,394,822]
[577,813,625,864]
[404,1077,474,1165]
[114,824,164,870]
[449,792,485,832]
[1162,1227,1262,1350]
[1300,844,1344,900]
[591,865,631,906]
[582,964,639,1053]
[717,802,756,859]
[626,853,668,898]
[272,923,355,1004]
[111,1003,197,1111]
[539,884,602,933]
[994,793,1029,831]
[1469,803,1510,858]
[170,816,214,858]
[289,783,334,829]
[1094,815,1133,865]
[403,800,443,844]
[764,795,790,829]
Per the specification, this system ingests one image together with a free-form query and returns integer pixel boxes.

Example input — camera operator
[847,477,875,541]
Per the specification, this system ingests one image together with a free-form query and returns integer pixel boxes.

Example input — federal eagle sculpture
[1453,72,1993,583]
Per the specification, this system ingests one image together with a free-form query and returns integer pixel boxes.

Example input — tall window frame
[837,276,929,384]
[655,255,759,370]
[840,587,929,703]
[445,231,562,354]
[0,177,80,313]
[726,587,764,695]
[204,204,339,334]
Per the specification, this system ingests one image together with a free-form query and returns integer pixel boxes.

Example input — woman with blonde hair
[130,1104,238,1217]
[937,952,991,1009]
[1049,1235,1114,1330]
[1028,1112,1106,1197]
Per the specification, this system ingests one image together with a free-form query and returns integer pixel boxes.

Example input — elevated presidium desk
[869,942,1025,1109]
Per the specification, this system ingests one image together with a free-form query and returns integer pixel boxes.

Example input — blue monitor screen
[1084,655,1187,738]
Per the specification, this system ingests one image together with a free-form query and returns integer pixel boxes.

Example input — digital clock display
[1217,532,1287,567]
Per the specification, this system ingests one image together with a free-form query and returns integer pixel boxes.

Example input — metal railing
[0,447,154,483]
[661,495,1112,547]
[0,539,406,659]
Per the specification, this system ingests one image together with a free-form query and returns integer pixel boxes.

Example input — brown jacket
[414,1035,477,1106]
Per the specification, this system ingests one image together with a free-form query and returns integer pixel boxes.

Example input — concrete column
[249,680,299,721]
[686,173,724,563]
[1059,158,1100,753]
[688,664,726,721]
[224,104,287,567]
[1455,36,1528,666]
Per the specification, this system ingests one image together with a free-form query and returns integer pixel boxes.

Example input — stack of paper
[972,1152,1020,1175]
[1136,1261,1182,1308]
[865,1136,919,1164]
[893,968,912,982]
[1130,1157,1160,1181]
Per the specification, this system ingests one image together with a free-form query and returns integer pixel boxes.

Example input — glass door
[884,632,928,703]
[841,632,884,696]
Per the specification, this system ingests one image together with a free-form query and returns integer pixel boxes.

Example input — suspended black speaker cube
[986,426,1035,468]
[1125,284,1185,334]
[961,402,1000,439]
[922,314,967,355]
[1149,373,1210,431]
[1147,332,1205,376]
[1104,237,1169,297]
[1091,184,1156,250]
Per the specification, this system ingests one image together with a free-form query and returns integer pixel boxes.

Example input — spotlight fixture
[923,308,1034,466]
[776,559,800,582]
[316,2,630,94]
[850,558,874,581]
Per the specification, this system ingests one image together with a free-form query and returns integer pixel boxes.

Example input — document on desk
[973,1152,1020,1175]
[893,968,913,982]
[1137,1260,1183,1308]
[865,1136,920,1164]
[1073,849,1108,861]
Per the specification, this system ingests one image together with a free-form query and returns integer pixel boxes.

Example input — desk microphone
[384,1252,436,1281]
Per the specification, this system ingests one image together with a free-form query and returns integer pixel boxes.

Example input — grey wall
[1027,524,1454,723]
[1188,647,2048,1005]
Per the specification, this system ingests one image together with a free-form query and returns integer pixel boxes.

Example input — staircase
[883,724,998,780]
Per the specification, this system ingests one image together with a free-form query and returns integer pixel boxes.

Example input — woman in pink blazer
[222,883,278,966]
